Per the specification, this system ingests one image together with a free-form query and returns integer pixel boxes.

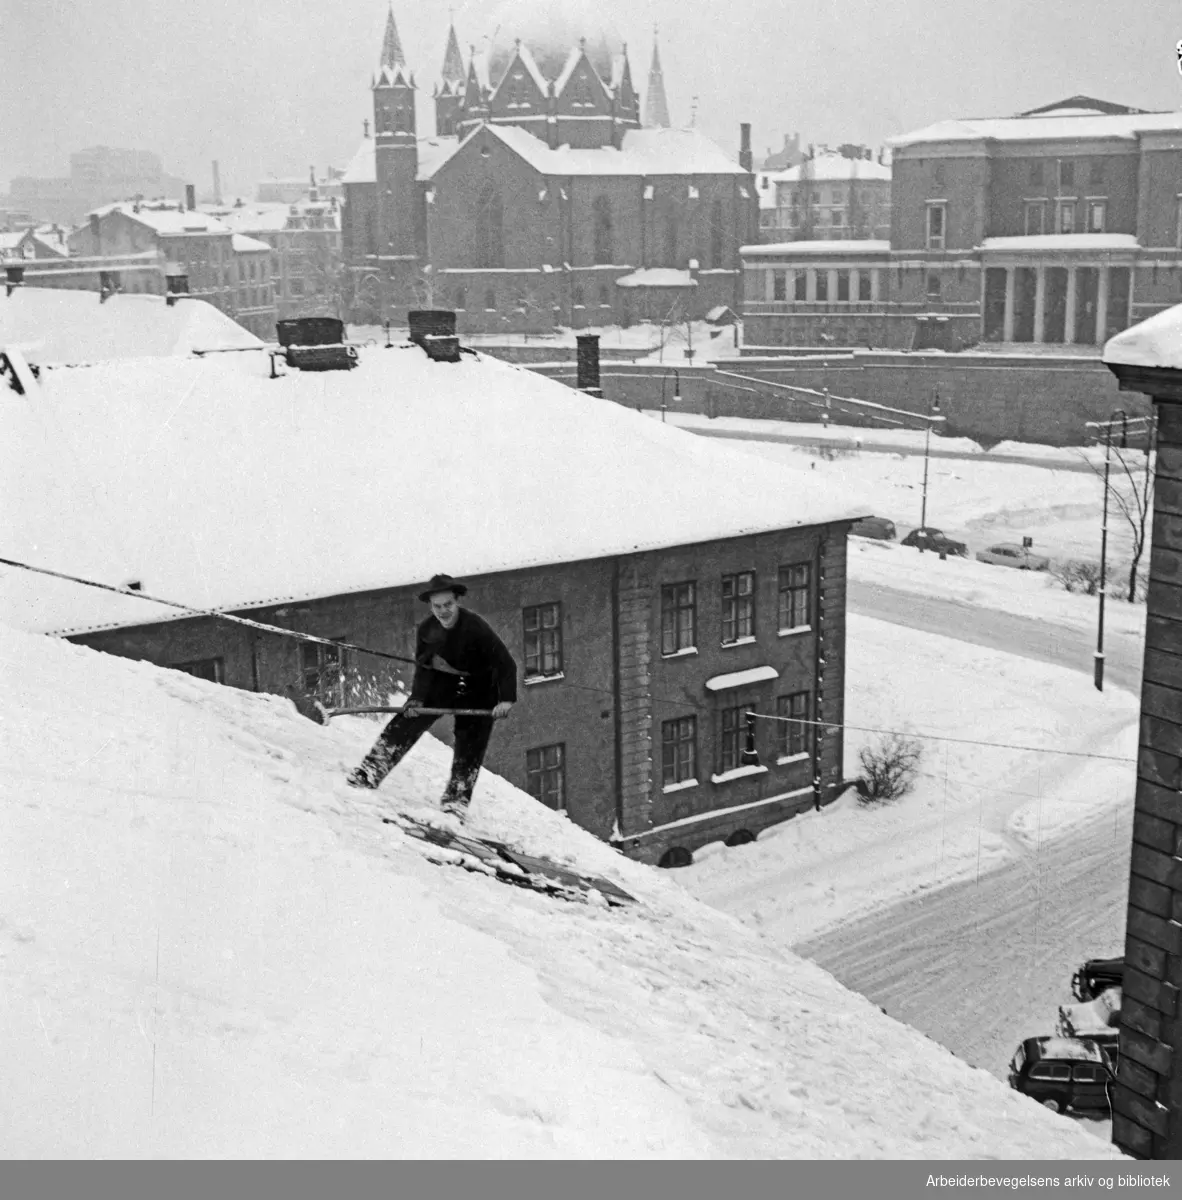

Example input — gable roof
[92,203,231,237]
[339,136,462,185]
[1,346,864,637]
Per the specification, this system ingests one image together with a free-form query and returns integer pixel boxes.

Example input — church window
[474,184,504,269]
[664,207,679,265]
[592,196,613,264]
[710,198,724,268]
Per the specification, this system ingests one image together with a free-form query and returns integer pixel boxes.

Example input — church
[341,5,758,333]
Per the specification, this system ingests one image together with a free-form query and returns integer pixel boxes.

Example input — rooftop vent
[274,316,357,372]
[408,309,461,363]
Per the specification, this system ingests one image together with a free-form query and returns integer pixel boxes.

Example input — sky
[2,0,1180,201]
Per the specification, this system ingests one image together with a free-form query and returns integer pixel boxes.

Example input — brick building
[757,147,891,243]
[743,97,1182,351]
[341,6,758,333]
[2,334,862,866]
[1103,304,1182,1157]
[67,197,277,338]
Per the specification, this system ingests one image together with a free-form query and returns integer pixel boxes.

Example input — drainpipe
[812,533,827,811]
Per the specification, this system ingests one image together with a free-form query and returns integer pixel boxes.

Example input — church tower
[372,5,420,305]
[434,22,466,137]
[643,28,671,128]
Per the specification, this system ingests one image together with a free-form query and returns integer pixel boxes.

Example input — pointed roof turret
[440,21,465,86]
[644,27,671,128]
[380,4,406,70]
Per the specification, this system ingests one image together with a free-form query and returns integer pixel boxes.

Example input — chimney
[576,334,602,396]
[165,271,190,307]
[739,123,753,172]
[89,212,101,253]
[408,309,461,362]
[99,270,121,304]
[212,160,223,206]
[5,264,25,297]
[185,183,196,211]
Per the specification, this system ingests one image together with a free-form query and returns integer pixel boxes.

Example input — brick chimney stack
[739,123,753,172]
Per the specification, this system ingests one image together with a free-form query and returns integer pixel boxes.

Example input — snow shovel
[302,700,499,725]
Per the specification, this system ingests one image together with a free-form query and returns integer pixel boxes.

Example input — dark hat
[418,573,469,602]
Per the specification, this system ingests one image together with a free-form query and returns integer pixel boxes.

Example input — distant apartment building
[741,97,1182,351]
[205,191,344,320]
[6,146,187,225]
[757,146,891,243]
[66,196,277,338]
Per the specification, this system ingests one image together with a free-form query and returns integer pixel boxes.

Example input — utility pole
[920,389,941,530]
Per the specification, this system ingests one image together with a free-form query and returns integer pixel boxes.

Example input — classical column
[1003,266,1016,342]
[870,268,880,302]
[1064,266,1077,346]
[827,268,839,303]
[1096,267,1110,345]
[765,269,774,302]
[1033,265,1047,344]
[806,269,817,302]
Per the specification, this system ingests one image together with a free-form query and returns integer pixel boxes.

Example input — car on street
[975,543,1051,571]
[899,526,968,557]
[1008,1036,1115,1114]
[1072,956,1124,1002]
[851,516,896,540]
[1057,987,1120,1049]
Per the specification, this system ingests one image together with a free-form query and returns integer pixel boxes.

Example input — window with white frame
[926,202,946,251]
[721,571,755,644]
[772,271,787,301]
[718,704,745,775]
[1056,199,1076,234]
[1024,200,1047,236]
[525,744,566,810]
[661,582,697,655]
[1087,199,1106,233]
[523,602,562,679]
[661,716,697,787]
[776,691,811,758]
[778,562,812,631]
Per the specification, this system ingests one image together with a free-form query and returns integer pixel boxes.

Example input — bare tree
[1081,418,1156,603]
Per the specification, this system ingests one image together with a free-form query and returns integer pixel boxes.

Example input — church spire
[380,4,405,70]
[644,27,671,128]
[440,20,465,86]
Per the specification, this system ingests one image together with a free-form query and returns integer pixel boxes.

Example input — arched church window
[711,198,724,268]
[592,196,613,264]
[664,206,679,266]
[474,184,504,269]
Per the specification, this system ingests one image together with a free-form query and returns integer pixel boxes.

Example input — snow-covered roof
[889,108,1182,148]
[0,232,25,252]
[615,267,697,288]
[231,233,271,254]
[464,124,747,179]
[340,136,462,185]
[205,202,291,233]
[93,204,231,236]
[0,288,262,367]
[762,156,891,185]
[1035,1038,1106,1063]
[742,240,892,258]
[1,346,867,637]
[1103,301,1182,370]
[980,234,1140,254]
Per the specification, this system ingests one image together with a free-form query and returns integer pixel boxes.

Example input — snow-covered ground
[679,613,1139,946]
[0,623,1124,1159]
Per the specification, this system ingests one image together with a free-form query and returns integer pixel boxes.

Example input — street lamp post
[660,369,682,423]
[920,390,941,533]
[1091,410,1129,692]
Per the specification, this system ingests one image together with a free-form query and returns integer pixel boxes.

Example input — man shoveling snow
[347,574,517,816]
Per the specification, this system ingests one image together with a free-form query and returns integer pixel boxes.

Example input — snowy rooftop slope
[982,234,1139,253]
[889,109,1182,147]
[340,135,461,185]
[1104,301,1182,370]
[0,621,1126,1158]
[0,288,263,365]
[0,346,869,636]
[760,156,891,186]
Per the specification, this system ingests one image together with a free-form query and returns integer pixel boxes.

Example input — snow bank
[0,623,1123,1158]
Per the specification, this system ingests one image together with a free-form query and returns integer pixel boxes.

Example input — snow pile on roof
[1104,302,1182,370]
[231,233,270,253]
[92,202,230,236]
[743,240,891,257]
[1,345,868,636]
[889,109,1182,148]
[981,234,1139,253]
[0,288,263,366]
[340,136,462,185]
[0,619,1128,1157]
[615,267,697,288]
[762,156,891,186]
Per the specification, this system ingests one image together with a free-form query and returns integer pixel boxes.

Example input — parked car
[975,543,1050,571]
[1057,986,1121,1048]
[1008,1036,1115,1114]
[852,516,896,540]
[1072,956,1124,1002]
[900,527,968,557]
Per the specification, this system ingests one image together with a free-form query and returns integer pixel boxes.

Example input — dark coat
[409,607,519,709]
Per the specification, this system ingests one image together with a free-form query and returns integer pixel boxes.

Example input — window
[1024,200,1047,235]
[661,582,697,655]
[718,705,744,774]
[1073,1065,1106,1083]
[592,195,613,264]
[1029,162,1044,185]
[1029,1064,1070,1082]
[664,208,679,264]
[301,640,344,706]
[832,209,845,229]
[721,571,755,644]
[836,270,850,301]
[710,198,724,268]
[1059,160,1074,189]
[794,272,808,301]
[814,272,829,302]
[933,163,945,188]
[474,183,504,268]
[525,744,566,811]
[1089,159,1105,186]
[858,271,872,301]
[773,271,787,301]
[1087,199,1106,233]
[1056,199,1076,234]
[484,288,496,310]
[454,286,466,310]
[662,716,697,787]
[926,203,946,251]
[598,285,610,307]
[926,272,941,299]
[523,602,562,679]
[172,657,224,683]
[290,278,304,297]
[778,563,812,631]
[777,692,810,758]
